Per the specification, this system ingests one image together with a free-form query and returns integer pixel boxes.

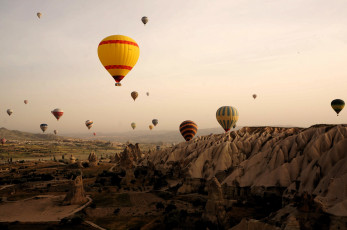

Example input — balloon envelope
[24,100,28,104]
[331,99,345,116]
[37,12,41,18]
[7,109,13,116]
[131,122,136,130]
[98,35,140,86]
[54,130,58,135]
[40,124,48,133]
[131,91,138,101]
[85,120,93,129]
[51,108,63,120]
[216,106,239,132]
[152,119,158,126]
[149,125,153,130]
[141,16,148,25]
[93,132,96,136]
[179,120,198,141]
[146,92,149,96]
[1,138,6,145]
[253,94,257,99]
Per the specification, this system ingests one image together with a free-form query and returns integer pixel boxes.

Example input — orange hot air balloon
[98,35,140,86]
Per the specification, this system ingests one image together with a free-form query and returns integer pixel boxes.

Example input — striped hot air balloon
[131,122,136,130]
[51,108,63,120]
[40,124,48,133]
[98,35,140,86]
[331,99,345,116]
[216,106,239,132]
[179,120,198,141]
[85,120,93,129]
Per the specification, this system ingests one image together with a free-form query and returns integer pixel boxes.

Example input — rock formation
[149,125,347,216]
[202,177,226,227]
[88,151,98,167]
[114,143,142,169]
[63,175,88,205]
[69,155,76,164]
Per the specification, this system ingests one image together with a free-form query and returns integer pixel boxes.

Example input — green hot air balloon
[131,122,136,130]
[331,99,345,116]
[179,120,198,141]
[216,106,239,132]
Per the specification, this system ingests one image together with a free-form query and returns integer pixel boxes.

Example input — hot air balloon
[149,125,153,130]
[131,91,138,101]
[179,120,198,141]
[40,124,48,133]
[146,92,149,96]
[85,120,93,129]
[1,138,7,146]
[37,12,42,19]
[24,100,28,104]
[7,109,13,116]
[93,132,96,136]
[253,94,257,99]
[98,35,140,86]
[152,119,158,126]
[233,124,236,129]
[51,108,63,121]
[141,16,148,25]
[54,130,58,135]
[331,99,345,116]
[216,106,239,132]
[131,122,136,130]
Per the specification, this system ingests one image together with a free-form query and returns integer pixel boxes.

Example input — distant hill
[64,127,241,144]
[0,127,63,141]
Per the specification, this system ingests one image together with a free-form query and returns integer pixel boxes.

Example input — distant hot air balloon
[7,109,13,116]
[98,35,140,86]
[85,120,93,129]
[216,106,239,132]
[152,119,158,126]
[40,124,48,133]
[24,100,28,104]
[149,125,153,130]
[93,132,96,136]
[131,91,138,101]
[331,99,345,116]
[253,94,257,99]
[1,138,7,146]
[37,12,42,19]
[131,122,136,130]
[51,108,63,121]
[54,130,58,135]
[146,92,149,96]
[179,120,198,141]
[141,16,148,25]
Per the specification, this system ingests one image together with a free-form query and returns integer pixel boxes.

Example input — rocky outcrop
[114,143,142,169]
[63,175,88,205]
[202,177,227,227]
[88,151,98,167]
[69,155,76,164]
[149,125,347,216]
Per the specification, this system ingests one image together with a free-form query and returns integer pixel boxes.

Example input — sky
[0,0,346,134]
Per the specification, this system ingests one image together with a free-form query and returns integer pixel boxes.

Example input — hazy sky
[0,0,346,134]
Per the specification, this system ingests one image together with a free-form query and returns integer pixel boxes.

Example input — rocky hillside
[148,125,347,216]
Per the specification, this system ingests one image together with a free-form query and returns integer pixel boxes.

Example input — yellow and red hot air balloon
[98,35,140,86]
